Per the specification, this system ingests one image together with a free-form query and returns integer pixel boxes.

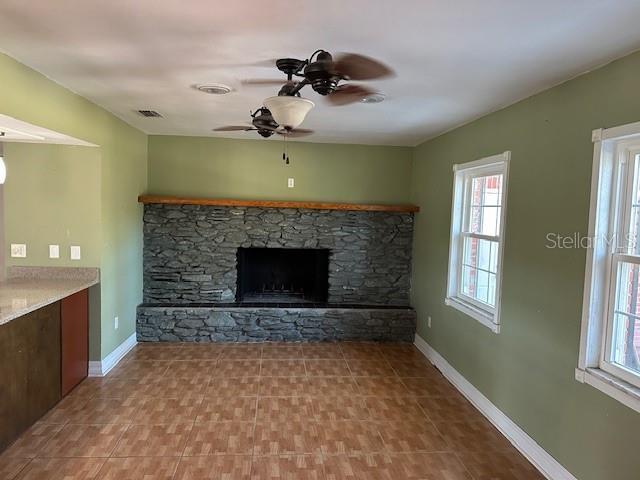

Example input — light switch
[70,245,81,260]
[49,245,60,259]
[10,244,27,258]
[288,178,295,188]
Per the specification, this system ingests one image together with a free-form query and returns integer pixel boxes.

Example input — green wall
[148,135,413,204]
[411,52,640,479]
[0,52,147,361]
[4,143,101,267]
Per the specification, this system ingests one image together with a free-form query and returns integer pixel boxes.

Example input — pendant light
[263,95,314,130]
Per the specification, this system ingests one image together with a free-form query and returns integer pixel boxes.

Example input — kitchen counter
[0,266,99,326]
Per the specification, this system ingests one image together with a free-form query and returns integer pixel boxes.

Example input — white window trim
[577,122,640,414]
[445,151,510,334]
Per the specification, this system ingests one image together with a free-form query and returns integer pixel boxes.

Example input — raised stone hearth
[137,202,416,343]
[137,305,416,342]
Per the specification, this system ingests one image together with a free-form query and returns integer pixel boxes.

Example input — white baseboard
[414,334,577,480]
[88,333,137,377]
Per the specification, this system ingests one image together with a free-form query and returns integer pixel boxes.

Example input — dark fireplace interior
[236,247,329,303]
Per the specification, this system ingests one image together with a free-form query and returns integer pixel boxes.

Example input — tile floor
[0,342,544,479]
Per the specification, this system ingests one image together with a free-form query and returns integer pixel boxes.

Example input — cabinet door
[0,302,61,452]
[61,290,89,396]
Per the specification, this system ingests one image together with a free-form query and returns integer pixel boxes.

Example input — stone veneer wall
[137,306,416,342]
[143,204,414,305]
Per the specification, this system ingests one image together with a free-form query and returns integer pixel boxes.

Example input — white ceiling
[0,114,97,146]
[1,0,640,146]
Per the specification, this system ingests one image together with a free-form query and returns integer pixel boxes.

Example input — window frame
[578,122,640,414]
[445,151,510,333]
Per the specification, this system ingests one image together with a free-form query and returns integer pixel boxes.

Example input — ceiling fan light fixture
[195,83,233,95]
[263,95,314,130]
[361,92,386,104]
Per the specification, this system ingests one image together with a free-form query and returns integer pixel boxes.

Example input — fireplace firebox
[236,248,329,303]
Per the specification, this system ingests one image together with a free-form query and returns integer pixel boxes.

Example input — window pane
[611,261,640,376]
[467,174,503,236]
[627,154,640,254]
[463,237,498,273]
[610,312,640,377]
[461,265,496,307]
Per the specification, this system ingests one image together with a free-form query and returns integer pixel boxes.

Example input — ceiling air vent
[137,110,163,118]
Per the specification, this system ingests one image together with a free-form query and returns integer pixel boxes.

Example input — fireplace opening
[236,247,329,303]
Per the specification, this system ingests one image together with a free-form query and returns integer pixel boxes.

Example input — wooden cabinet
[0,288,89,452]
[0,302,61,451]
[61,290,89,396]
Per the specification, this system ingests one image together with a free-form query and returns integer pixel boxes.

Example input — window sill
[445,296,500,333]
[575,367,640,414]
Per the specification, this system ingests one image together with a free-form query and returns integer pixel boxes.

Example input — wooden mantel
[138,195,420,213]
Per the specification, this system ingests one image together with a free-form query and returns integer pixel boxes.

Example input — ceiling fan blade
[241,78,289,86]
[213,126,254,131]
[326,84,375,106]
[333,53,394,80]
[277,128,314,137]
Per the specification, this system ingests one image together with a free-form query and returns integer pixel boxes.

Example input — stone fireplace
[137,199,417,342]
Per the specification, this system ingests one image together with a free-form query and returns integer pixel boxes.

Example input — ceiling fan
[242,49,394,106]
[213,107,314,138]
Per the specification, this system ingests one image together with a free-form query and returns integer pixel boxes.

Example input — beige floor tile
[215,360,261,377]
[173,455,252,480]
[39,424,127,458]
[96,457,179,479]
[340,343,383,360]
[305,359,351,376]
[16,458,105,480]
[253,421,321,455]
[262,344,303,359]
[125,346,183,361]
[219,344,263,360]
[261,359,306,376]
[251,455,324,479]
[387,358,433,377]
[354,376,410,397]
[196,396,257,422]
[457,450,546,479]
[434,419,514,453]
[376,420,449,453]
[108,360,169,380]
[258,396,315,422]
[312,396,371,421]
[318,421,385,454]
[67,397,142,424]
[1,423,62,458]
[133,397,203,424]
[400,376,459,397]
[322,453,395,480]
[65,378,110,399]
[112,423,192,457]
[364,396,427,422]
[208,377,260,396]
[164,360,218,379]
[346,359,395,377]
[38,395,90,425]
[416,394,482,422]
[183,421,254,455]
[260,376,310,396]
[301,343,344,359]
[393,452,472,479]
[142,377,210,398]
[0,457,30,480]
[306,377,359,397]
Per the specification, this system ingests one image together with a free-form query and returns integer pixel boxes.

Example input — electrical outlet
[70,245,81,260]
[114,316,119,330]
[49,245,60,259]
[427,316,432,328]
[288,178,295,188]
[10,244,27,258]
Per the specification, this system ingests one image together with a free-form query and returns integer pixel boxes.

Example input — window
[446,152,510,333]
[578,122,640,413]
